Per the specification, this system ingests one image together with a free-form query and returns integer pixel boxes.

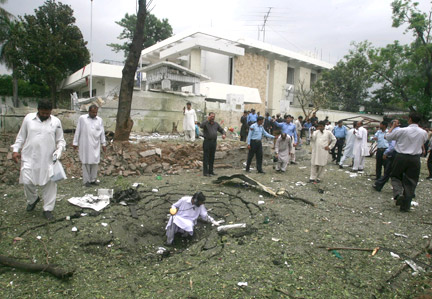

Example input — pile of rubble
[0,134,245,184]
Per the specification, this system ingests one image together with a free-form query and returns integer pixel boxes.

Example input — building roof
[60,62,123,90]
[139,61,210,81]
[141,29,333,71]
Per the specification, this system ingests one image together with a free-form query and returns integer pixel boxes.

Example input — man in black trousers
[246,116,274,173]
[200,112,226,177]
[385,113,427,212]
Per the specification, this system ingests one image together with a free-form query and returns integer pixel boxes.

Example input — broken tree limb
[318,246,377,252]
[213,174,277,197]
[0,255,74,279]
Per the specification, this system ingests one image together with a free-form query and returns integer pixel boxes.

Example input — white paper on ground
[68,194,110,211]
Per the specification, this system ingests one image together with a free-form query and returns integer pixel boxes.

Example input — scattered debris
[258,201,265,205]
[390,252,400,259]
[394,233,408,238]
[214,174,277,196]
[237,282,248,287]
[68,194,110,211]
[217,223,246,232]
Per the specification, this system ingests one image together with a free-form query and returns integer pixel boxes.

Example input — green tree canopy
[108,12,173,58]
[19,0,89,107]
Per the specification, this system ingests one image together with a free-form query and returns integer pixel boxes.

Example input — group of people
[10,99,430,246]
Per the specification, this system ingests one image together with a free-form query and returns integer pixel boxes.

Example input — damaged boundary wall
[0,91,245,134]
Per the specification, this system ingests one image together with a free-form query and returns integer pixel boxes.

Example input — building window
[310,73,317,85]
[287,67,295,84]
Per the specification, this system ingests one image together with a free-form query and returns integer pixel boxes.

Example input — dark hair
[298,116,303,119]
[208,112,215,116]
[186,102,192,105]
[251,109,256,112]
[265,112,270,116]
[192,192,206,202]
[318,121,326,126]
[89,104,98,111]
[244,110,248,113]
[337,120,343,124]
[37,99,52,110]
[353,121,358,127]
[257,116,265,121]
[409,112,421,124]
[381,121,388,127]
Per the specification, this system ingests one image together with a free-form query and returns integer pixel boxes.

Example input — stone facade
[233,52,268,114]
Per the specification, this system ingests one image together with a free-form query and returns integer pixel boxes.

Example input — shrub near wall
[0,75,50,99]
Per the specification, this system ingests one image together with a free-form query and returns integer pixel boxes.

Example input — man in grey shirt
[200,112,226,177]
[385,112,428,212]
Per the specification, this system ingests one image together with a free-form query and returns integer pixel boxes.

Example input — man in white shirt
[275,133,292,172]
[11,100,66,220]
[352,121,368,172]
[73,105,106,187]
[339,121,357,169]
[294,116,303,148]
[385,112,428,212]
[165,192,220,245]
[183,102,197,142]
[310,121,336,183]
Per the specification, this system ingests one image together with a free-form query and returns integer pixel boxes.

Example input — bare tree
[114,0,149,141]
[295,80,328,120]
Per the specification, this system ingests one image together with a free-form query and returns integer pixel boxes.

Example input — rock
[0,148,8,153]
[139,149,156,158]
[140,163,148,169]
[129,164,137,171]
[215,151,227,159]
[162,163,170,170]
[155,148,162,157]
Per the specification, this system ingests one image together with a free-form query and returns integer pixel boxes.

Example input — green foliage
[0,74,50,98]
[19,0,89,107]
[108,12,173,58]
[317,41,374,112]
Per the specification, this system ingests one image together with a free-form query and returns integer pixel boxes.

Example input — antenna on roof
[261,7,272,42]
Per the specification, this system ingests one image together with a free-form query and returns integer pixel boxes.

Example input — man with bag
[11,100,66,220]
[73,104,106,187]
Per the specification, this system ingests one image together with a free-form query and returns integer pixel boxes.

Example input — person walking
[272,115,298,164]
[309,121,336,183]
[73,105,107,187]
[386,112,428,212]
[352,121,368,172]
[183,102,197,142]
[200,112,226,177]
[373,121,389,180]
[373,120,400,192]
[332,120,348,164]
[11,100,66,220]
[246,116,275,173]
[339,121,357,169]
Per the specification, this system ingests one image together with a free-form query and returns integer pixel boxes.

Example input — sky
[1,0,429,74]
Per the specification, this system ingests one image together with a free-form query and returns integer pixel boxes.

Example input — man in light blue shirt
[246,116,274,173]
[272,115,298,164]
[373,121,389,179]
[331,120,348,163]
[247,109,258,126]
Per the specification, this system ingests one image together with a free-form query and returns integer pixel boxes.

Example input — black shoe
[315,179,321,183]
[395,195,404,206]
[209,172,217,176]
[245,169,251,173]
[426,176,432,180]
[203,173,210,177]
[258,171,265,174]
[290,161,297,165]
[339,165,343,169]
[309,179,315,183]
[26,197,41,212]
[84,182,92,187]
[43,211,54,220]
[91,181,99,186]
[373,185,381,192]
[351,169,358,173]
[400,207,410,212]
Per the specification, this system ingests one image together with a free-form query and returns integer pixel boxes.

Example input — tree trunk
[12,68,18,108]
[114,0,147,141]
[50,81,57,108]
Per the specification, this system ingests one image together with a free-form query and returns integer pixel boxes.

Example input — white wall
[201,50,231,84]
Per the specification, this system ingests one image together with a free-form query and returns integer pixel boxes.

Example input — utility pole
[89,0,93,98]
[261,7,272,42]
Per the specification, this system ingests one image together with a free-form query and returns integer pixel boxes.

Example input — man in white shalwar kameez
[73,105,106,187]
[310,121,336,182]
[11,100,66,220]
[183,102,197,142]
[166,192,220,245]
[339,121,357,169]
[352,121,368,172]
[275,133,292,172]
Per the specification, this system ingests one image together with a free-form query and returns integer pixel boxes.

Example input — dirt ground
[0,136,431,298]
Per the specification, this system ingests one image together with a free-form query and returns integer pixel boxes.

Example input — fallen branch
[0,255,74,279]
[214,174,277,196]
[274,287,305,298]
[422,221,432,225]
[318,246,376,252]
